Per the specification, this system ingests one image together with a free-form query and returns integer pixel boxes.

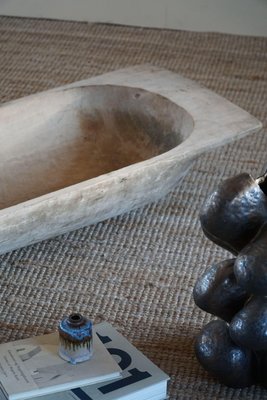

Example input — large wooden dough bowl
[0,65,262,254]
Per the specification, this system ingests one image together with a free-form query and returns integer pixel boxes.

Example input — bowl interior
[0,85,194,209]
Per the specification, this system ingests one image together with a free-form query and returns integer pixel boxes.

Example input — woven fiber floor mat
[0,16,267,399]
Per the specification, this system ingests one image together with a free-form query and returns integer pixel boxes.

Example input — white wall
[0,0,267,37]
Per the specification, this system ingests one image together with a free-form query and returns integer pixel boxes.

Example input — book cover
[12,322,169,400]
[0,331,121,400]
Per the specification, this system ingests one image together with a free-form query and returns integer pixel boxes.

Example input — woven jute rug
[0,16,267,399]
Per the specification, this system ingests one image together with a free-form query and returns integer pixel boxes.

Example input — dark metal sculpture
[194,171,267,388]
[193,258,249,322]
[195,320,255,388]
[199,172,267,254]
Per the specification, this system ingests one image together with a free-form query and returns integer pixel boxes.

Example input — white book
[0,330,122,400]
[5,322,169,400]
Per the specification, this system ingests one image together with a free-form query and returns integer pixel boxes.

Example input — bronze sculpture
[194,171,267,388]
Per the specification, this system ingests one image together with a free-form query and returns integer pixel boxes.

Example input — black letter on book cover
[97,332,152,395]
[99,368,151,394]
[96,333,112,345]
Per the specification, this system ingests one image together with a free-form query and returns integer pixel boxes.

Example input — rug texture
[0,16,267,399]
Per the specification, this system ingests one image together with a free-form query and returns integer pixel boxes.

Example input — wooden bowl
[0,65,262,254]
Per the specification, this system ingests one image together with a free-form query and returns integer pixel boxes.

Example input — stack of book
[0,322,169,400]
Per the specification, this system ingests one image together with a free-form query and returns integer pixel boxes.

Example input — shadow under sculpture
[193,171,267,388]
